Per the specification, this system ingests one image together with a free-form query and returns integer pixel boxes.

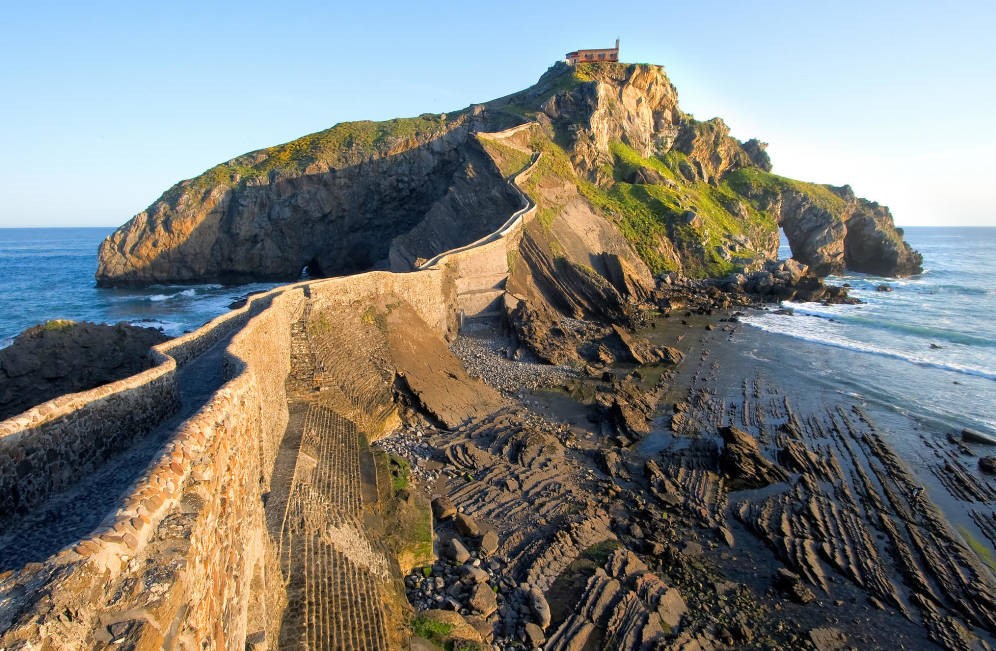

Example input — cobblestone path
[274,300,392,650]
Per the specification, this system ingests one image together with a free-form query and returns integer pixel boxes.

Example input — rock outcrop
[97,60,922,289]
[776,185,923,277]
[96,114,522,286]
[0,321,167,421]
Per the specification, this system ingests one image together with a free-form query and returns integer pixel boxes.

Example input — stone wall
[0,286,303,648]
[311,267,455,340]
[0,349,179,520]
[0,280,292,521]
[0,128,542,648]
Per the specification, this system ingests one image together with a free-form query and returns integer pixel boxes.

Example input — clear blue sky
[1,1,994,227]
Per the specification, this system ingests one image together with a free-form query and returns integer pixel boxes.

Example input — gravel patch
[449,322,578,396]
[373,425,440,486]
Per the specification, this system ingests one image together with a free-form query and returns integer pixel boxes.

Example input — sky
[0,1,994,228]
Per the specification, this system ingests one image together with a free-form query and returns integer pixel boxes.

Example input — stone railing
[417,129,540,322]
[0,281,293,521]
[0,286,305,648]
[0,348,179,521]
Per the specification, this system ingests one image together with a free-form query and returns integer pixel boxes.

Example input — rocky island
[2,60,990,651]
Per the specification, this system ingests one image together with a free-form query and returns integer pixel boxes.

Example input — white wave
[128,319,185,336]
[742,313,996,381]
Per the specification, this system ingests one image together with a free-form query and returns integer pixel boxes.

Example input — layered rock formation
[97,61,921,289]
[96,115,522,286]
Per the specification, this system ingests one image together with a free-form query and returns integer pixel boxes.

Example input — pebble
[448,323,578,396]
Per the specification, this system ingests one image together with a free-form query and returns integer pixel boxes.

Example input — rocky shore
[373,274,995,651]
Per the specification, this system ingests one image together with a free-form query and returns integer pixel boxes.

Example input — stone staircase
[273,299,395,650]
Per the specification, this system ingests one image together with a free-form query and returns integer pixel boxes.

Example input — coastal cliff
[97,62,921,287]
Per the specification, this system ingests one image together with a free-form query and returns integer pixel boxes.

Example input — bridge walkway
[0,298,273,573]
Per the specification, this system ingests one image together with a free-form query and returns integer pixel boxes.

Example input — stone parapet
[0,125,544,648]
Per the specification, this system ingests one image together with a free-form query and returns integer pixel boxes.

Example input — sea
[0,227,281,349]
[0,225,992,438]
[742,226,995,439]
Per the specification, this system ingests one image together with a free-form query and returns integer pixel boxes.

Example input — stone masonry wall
[310,267,455,340]
[0,350,179,520]
[0,126,541,649]
[0,287,303,649]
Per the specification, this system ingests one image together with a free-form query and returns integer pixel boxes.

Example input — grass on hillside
[725,167,846,214]
[476,135,532,177]
[170,113,465,199]
[515,133,787,277]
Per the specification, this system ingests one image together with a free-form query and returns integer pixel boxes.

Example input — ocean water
[0,228,281,348]
[1,226,992,438]
[743,226,996,437]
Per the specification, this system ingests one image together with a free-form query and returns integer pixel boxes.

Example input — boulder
[809,626,849,651]
[478,530,499,557]
[774,567,816,605]
[416,610,484,646]
[611,325,683,366]
[526,586,551,629]
[524,622,546,647]
[468,583,498,617]
[431,496,456,521]
[447,538,471,564]
[719,426,789,490]
[979,457,996,475]
[459,565,489,585]
[656,587,688,629]
[455,512,481,538]
[962,428,996,446]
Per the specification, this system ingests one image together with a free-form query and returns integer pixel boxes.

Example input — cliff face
[523,63,920,279]
[96,61,921,287]
[96,114,522,286]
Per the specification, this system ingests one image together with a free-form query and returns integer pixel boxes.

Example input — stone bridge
[0,125,538,649]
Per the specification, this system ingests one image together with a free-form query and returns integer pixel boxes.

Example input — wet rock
[719,425,789,489]
[962,428,996,445]
[980,457,996,475]
[611,324,683,365]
